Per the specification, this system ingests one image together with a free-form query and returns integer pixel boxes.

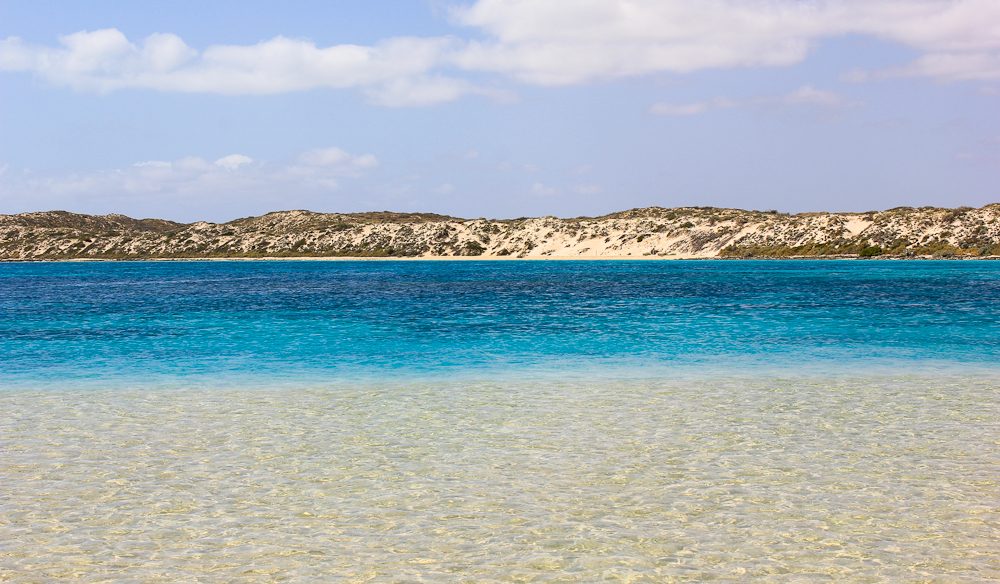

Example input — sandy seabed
[1,374,998,582]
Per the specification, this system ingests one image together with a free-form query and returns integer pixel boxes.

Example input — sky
[0,0,998,222]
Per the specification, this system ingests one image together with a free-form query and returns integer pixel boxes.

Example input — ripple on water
[1,375,998,581]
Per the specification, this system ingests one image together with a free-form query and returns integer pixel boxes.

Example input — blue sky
[1,0,998,221]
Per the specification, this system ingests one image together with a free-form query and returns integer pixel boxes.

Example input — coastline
[4,254,1000,262]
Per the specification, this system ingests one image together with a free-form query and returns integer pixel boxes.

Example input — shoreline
[2,254,999,263]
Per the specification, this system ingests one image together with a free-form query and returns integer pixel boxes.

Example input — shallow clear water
[1,260,998,581]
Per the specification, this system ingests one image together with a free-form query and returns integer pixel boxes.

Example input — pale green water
[2,374,997,582]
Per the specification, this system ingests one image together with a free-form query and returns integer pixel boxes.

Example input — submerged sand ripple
[1,375,998,582]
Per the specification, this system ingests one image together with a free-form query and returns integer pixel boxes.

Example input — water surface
[2,259,998,384]
[1,260,997,581]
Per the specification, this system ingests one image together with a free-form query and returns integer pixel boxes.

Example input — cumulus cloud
[0,1,997,104]
[0,29,479,105]
[450,0,1000,85]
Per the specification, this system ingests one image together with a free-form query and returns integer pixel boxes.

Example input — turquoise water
[1,260,998,385]
[1,260,998,581]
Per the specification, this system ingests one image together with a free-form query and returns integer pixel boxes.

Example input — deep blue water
[1,260,998,387]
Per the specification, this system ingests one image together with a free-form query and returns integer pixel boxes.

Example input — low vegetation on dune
[0,204,997,260]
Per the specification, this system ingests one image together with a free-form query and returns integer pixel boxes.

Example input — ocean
[1,260,998,580]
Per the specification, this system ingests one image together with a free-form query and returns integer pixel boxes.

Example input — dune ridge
[1,204,998,260]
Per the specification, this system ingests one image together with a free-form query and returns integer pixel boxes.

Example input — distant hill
[1,205,998,260]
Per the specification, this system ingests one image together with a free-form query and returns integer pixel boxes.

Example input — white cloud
[0,29,477,105]
[651,87,852,116]
[133,160,171,168]
[0,1,997,105]
[649,102,711,117]
[0,147,378,211]
[777,85,850,107]
[573,184,602,194]
[364,75,484,107]
[650,97,737,116]
[531,182,557,196]
[450,1,808,85]
[214,154,253,171]
[298,147,377,171]
[890,51,1000,81]
[450,0,1000,85]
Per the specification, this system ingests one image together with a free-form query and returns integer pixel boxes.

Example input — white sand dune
[1,204,998,259]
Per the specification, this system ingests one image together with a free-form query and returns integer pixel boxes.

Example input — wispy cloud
[364,75,505,107]
[573,184,602,195]
[651,87,854,116]
[0,147,378,217]
[775,86,852,108]
[213,154,253,171]
[297,147,377,171]
[956,135,1000,164]
[649,98,737,116]
[530,182,557,196]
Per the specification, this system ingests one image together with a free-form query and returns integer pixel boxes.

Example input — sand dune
[1,204,998,260]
